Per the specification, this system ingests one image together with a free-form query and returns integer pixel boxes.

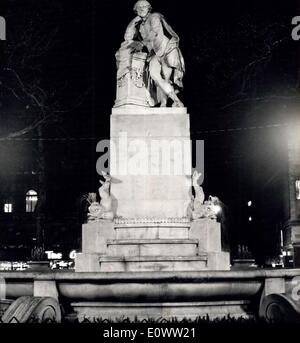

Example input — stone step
[106,239,199,257]
[99,255,207,272]
[115,225,189,240]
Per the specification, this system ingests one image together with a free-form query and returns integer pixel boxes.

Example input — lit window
[296,180,300,200]
[4,203,12,213]
[26,190,38,213]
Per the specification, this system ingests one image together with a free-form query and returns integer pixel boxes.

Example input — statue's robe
[116,12,185,105]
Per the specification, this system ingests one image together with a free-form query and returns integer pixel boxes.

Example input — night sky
[0,0,299,262]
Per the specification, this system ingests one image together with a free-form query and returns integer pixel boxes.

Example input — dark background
[0,0,299,264]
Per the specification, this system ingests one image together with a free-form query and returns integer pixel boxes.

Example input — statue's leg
[149,57,183,107]
[165,50,184,107]
[149,56,173,104]
[161,64,173,106]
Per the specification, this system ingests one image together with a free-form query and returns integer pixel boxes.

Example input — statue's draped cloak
[115,13,185,104]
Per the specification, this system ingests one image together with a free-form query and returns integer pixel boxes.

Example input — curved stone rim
[1,268,300,281]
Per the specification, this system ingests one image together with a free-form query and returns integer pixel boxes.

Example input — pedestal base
[76,106,230,272]
[75,219,230,272]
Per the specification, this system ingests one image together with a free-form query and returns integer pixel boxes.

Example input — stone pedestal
[190,219,221,252]
[75,218,230,272]
[114,52,150,107]
[76,106,230,272]
[75,221,114,272]
[110,107,191,218]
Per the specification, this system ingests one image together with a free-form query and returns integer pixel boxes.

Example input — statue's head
[134,0,152,18]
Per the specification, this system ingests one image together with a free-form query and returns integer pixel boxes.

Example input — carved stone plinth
[114,52,150,108]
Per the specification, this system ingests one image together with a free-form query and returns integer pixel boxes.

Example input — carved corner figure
[115,0,185,108]
[189,171,220,220]
[87,172,114,222]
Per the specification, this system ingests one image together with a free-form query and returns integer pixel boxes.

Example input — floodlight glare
[212,204,222,214]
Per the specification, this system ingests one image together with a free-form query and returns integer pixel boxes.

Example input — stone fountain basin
[0,269,298,301]
[1,269,299,321]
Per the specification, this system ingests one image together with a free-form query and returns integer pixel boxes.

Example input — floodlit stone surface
[112,107,187,115]
[99,255,208,272]
[110,110,192,219]
[190,219,222,252]
[207,252,230,270]
[75,253,101,272]
[106,239,199,257]
[76,106,230,273]
[115,225,189,240]
[76,217,230,272]
[81,221,114,254]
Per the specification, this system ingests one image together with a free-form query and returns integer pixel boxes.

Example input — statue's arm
[124,16,141,41]
[147,14,164,41]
